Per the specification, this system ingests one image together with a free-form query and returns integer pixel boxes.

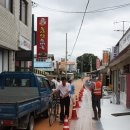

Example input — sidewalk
[100,96,130,130]
[70,89,130,130]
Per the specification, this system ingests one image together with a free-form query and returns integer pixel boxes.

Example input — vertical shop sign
[96,58,100,69]
[102,50,109,66]
[37,17,48,59]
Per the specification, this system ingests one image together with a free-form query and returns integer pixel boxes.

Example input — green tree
[77,53,98,73]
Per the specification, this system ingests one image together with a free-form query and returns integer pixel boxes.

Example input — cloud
[32,0,130,60]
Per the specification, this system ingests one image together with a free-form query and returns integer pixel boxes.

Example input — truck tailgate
[0,104,16,119]
[0,87,39,103]
[0,87,40,119]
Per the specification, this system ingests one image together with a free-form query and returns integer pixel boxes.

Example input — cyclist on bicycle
[52,77,70,124]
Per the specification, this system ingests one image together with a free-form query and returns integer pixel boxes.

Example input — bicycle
[48,94,58,126]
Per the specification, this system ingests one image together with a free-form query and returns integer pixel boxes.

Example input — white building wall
[14,0,32,45]
[3,50,8,71]
[0,0,32,72]
[9,51,15,71]
[0,5,17,50]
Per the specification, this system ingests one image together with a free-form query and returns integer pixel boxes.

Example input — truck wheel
[28,116,34,130]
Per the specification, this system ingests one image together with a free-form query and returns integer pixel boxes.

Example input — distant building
[34,54,54,74]
[59,60,77,73]
[0,0,32,72]
[109,27,130,108]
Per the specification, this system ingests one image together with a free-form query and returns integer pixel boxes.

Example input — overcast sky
[32,0,130,60]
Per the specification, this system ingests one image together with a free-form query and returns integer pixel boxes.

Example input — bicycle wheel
[49,104,56,126]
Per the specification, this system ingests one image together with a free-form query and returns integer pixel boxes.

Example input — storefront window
[19,0,28,25]
[0,0,13,13]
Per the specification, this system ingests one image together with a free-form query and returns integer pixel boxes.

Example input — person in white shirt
[52,77,70,124]
[51,77,58,88]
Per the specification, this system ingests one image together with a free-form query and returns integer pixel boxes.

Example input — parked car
[0,71,52,130]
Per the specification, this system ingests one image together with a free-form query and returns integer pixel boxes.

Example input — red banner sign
[37,17,48,59]
[96,58,100,69]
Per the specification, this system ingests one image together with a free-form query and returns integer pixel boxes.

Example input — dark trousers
[92,95,101,118]
[60,96,70,121]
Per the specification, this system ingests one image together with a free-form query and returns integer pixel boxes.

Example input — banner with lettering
[37,17,48,59]
[96,58,100,69]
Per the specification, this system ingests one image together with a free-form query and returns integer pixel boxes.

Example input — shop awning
[109,44,130,67]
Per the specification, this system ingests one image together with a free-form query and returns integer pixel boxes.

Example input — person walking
[52,77,70,124]
[51,77,58,88]
[56,77,61,117]
[90,77,102,120]
[68,79,75,105]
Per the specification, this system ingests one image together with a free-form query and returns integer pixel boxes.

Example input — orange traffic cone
[80,88,83,93]
[75,96,80,108]
[79,93,82,102]
[82,87,84,92]
[64,115,69,126]
[79,91,83,97]
[71,105,78,120]
[63,115,69,130]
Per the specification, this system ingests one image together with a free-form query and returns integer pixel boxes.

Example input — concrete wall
[111,57,130,71]
[0,0,32,72]
[0,0,32,50]
[3,50,8,71]
[0,5,17,50]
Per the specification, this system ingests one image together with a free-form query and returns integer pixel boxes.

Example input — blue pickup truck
[0,71,52,130]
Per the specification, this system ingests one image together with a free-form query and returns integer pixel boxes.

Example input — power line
[32,1,130,58]
[89,3,130,13]
[32,1,130,14]
[69,0,90,58]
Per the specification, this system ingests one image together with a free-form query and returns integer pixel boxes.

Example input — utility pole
[32,14,34,71]
[81,55,83,74]
[31,1,37,72]
[114,21,130,36]
[81,55,84,73]
[90,57,92,72]
[65,33,67,79]
[89,56,92,72]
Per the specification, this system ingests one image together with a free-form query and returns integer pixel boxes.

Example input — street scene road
[34,78,130,130]
[1,0,130,130]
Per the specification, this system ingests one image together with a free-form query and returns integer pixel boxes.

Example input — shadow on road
[94,121,104,130]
